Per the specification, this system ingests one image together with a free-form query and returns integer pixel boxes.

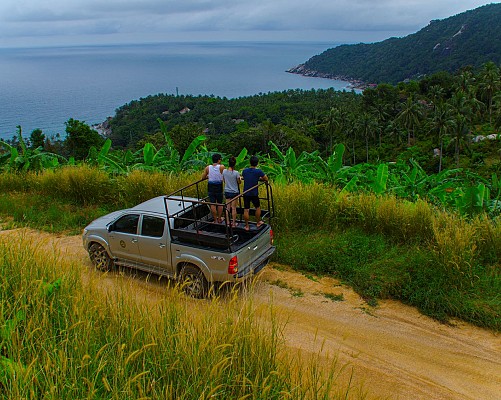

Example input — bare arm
[201,166,209,180]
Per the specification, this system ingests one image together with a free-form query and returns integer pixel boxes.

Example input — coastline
[286,63,374,91]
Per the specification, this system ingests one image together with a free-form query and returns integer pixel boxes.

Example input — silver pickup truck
[82,179,275,297]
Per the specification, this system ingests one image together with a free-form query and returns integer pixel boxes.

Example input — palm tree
[355,112,377,163]
[429,104,454,172]
[448,93,473,168]
[325,107,342,154]
[454,69,476,94]
[396,97,422,146]
[478,62,501,124]
[428,85,445,111]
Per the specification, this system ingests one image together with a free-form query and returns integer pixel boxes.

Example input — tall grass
[116,170,195,208]
[0,234,349,399]
[0,168,500,330]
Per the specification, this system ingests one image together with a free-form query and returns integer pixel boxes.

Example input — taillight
[228,256,238,274]
[269,229,274,245]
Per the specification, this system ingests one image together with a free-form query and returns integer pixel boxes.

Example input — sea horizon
[0,41,354,141]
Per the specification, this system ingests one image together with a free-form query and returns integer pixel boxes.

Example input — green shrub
[37,166,115,205]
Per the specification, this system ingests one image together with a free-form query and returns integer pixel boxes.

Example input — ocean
[0,41,352,141]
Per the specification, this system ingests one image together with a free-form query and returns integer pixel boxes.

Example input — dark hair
[228,156,236,168]
[250,155,259,167]
[212,153,222,163]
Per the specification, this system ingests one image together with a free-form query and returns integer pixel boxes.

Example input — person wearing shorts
[241,155,268,231]
[202,153,225,223]
[222,156,241,227]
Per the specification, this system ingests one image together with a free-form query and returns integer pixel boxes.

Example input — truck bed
[170,204,269,251]
[165,178,274,252]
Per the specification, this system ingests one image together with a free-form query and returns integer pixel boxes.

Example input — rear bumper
[234,246,276,280]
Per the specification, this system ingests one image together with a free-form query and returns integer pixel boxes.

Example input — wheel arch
[86,236,111,254]
[176,259,212,283]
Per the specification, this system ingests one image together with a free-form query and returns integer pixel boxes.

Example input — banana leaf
[370,163,388,195]
[181,135,206,165]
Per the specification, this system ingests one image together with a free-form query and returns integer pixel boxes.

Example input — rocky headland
[286,64,373,90]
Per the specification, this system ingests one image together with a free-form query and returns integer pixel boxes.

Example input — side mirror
[107,224,114,232]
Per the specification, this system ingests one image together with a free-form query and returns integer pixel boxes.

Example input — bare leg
[231,203,237,226]
[210,204,218,222]
[255,207,263,226]
[244,208,250,230]
[225,199,234,225]
[217,204,224,222]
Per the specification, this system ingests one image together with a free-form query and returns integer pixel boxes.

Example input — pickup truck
[82,179,275,297]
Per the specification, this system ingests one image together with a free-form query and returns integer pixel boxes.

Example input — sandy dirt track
[2,229,500,400]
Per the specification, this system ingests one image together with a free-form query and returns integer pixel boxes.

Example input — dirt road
[3,229,500,400]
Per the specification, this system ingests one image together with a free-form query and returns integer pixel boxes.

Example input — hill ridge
[288,3,501,85]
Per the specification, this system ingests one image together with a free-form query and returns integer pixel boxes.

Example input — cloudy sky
[0,0,497,47]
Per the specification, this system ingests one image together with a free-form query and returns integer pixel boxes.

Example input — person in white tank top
[202,153,225,223]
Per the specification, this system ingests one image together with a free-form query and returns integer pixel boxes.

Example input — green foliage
[64,118,105,160]
[0,126,63,172]
[29,128,45,149]
[37,165,114,206]
[0,193,109,234]
[276,228,500,329]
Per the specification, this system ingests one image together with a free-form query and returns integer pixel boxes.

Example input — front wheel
[180,265,209,299]
[88,243,114,271]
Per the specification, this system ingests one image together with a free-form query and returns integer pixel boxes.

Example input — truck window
[113,214,140,234]
[141,215,165,238]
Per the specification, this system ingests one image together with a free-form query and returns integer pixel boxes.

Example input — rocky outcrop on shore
[91,117,112,137]
[286,64,374,90]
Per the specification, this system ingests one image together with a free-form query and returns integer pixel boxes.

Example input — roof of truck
[129,195,200,216]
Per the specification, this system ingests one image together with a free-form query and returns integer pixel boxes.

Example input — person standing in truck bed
[242,155,268,231]
[202,153,225,223]
[222,156,241,228]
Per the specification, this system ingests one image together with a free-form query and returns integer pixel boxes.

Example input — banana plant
[88,138,127,173]
[128,120,207,172]
[367,163,389,195]
[316,143,346,182]
[0,126,63,171]
[262,141,321,184]
[455,183,491,216]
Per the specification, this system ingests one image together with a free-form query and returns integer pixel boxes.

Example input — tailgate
[235,226,275,278]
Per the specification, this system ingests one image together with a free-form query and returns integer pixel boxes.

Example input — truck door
[108,213,141,263]
[138,215,172,272]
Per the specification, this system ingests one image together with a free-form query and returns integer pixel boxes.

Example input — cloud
[0,0,496,46]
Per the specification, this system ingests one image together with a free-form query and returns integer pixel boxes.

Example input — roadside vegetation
[0,166,499,332]
[0,233,352,399]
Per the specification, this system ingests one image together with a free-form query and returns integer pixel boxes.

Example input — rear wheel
[180,265,209,299]
[89,243,114,271]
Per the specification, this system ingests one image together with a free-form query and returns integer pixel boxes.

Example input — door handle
[159,244,166,248]
[131,238,138,243]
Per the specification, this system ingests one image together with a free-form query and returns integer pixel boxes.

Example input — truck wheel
[89,243,114,271]
[180,265,209,299]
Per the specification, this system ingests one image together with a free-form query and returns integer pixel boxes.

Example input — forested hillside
[2,61,500,181]
[291,3,501,84]
[99,61,501,178]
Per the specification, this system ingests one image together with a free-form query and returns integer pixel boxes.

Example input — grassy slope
[0,169,499,331]
[0,234,346,398]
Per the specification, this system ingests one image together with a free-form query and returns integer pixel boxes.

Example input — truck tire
[180,265,209,299]
[89,243,114,271]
